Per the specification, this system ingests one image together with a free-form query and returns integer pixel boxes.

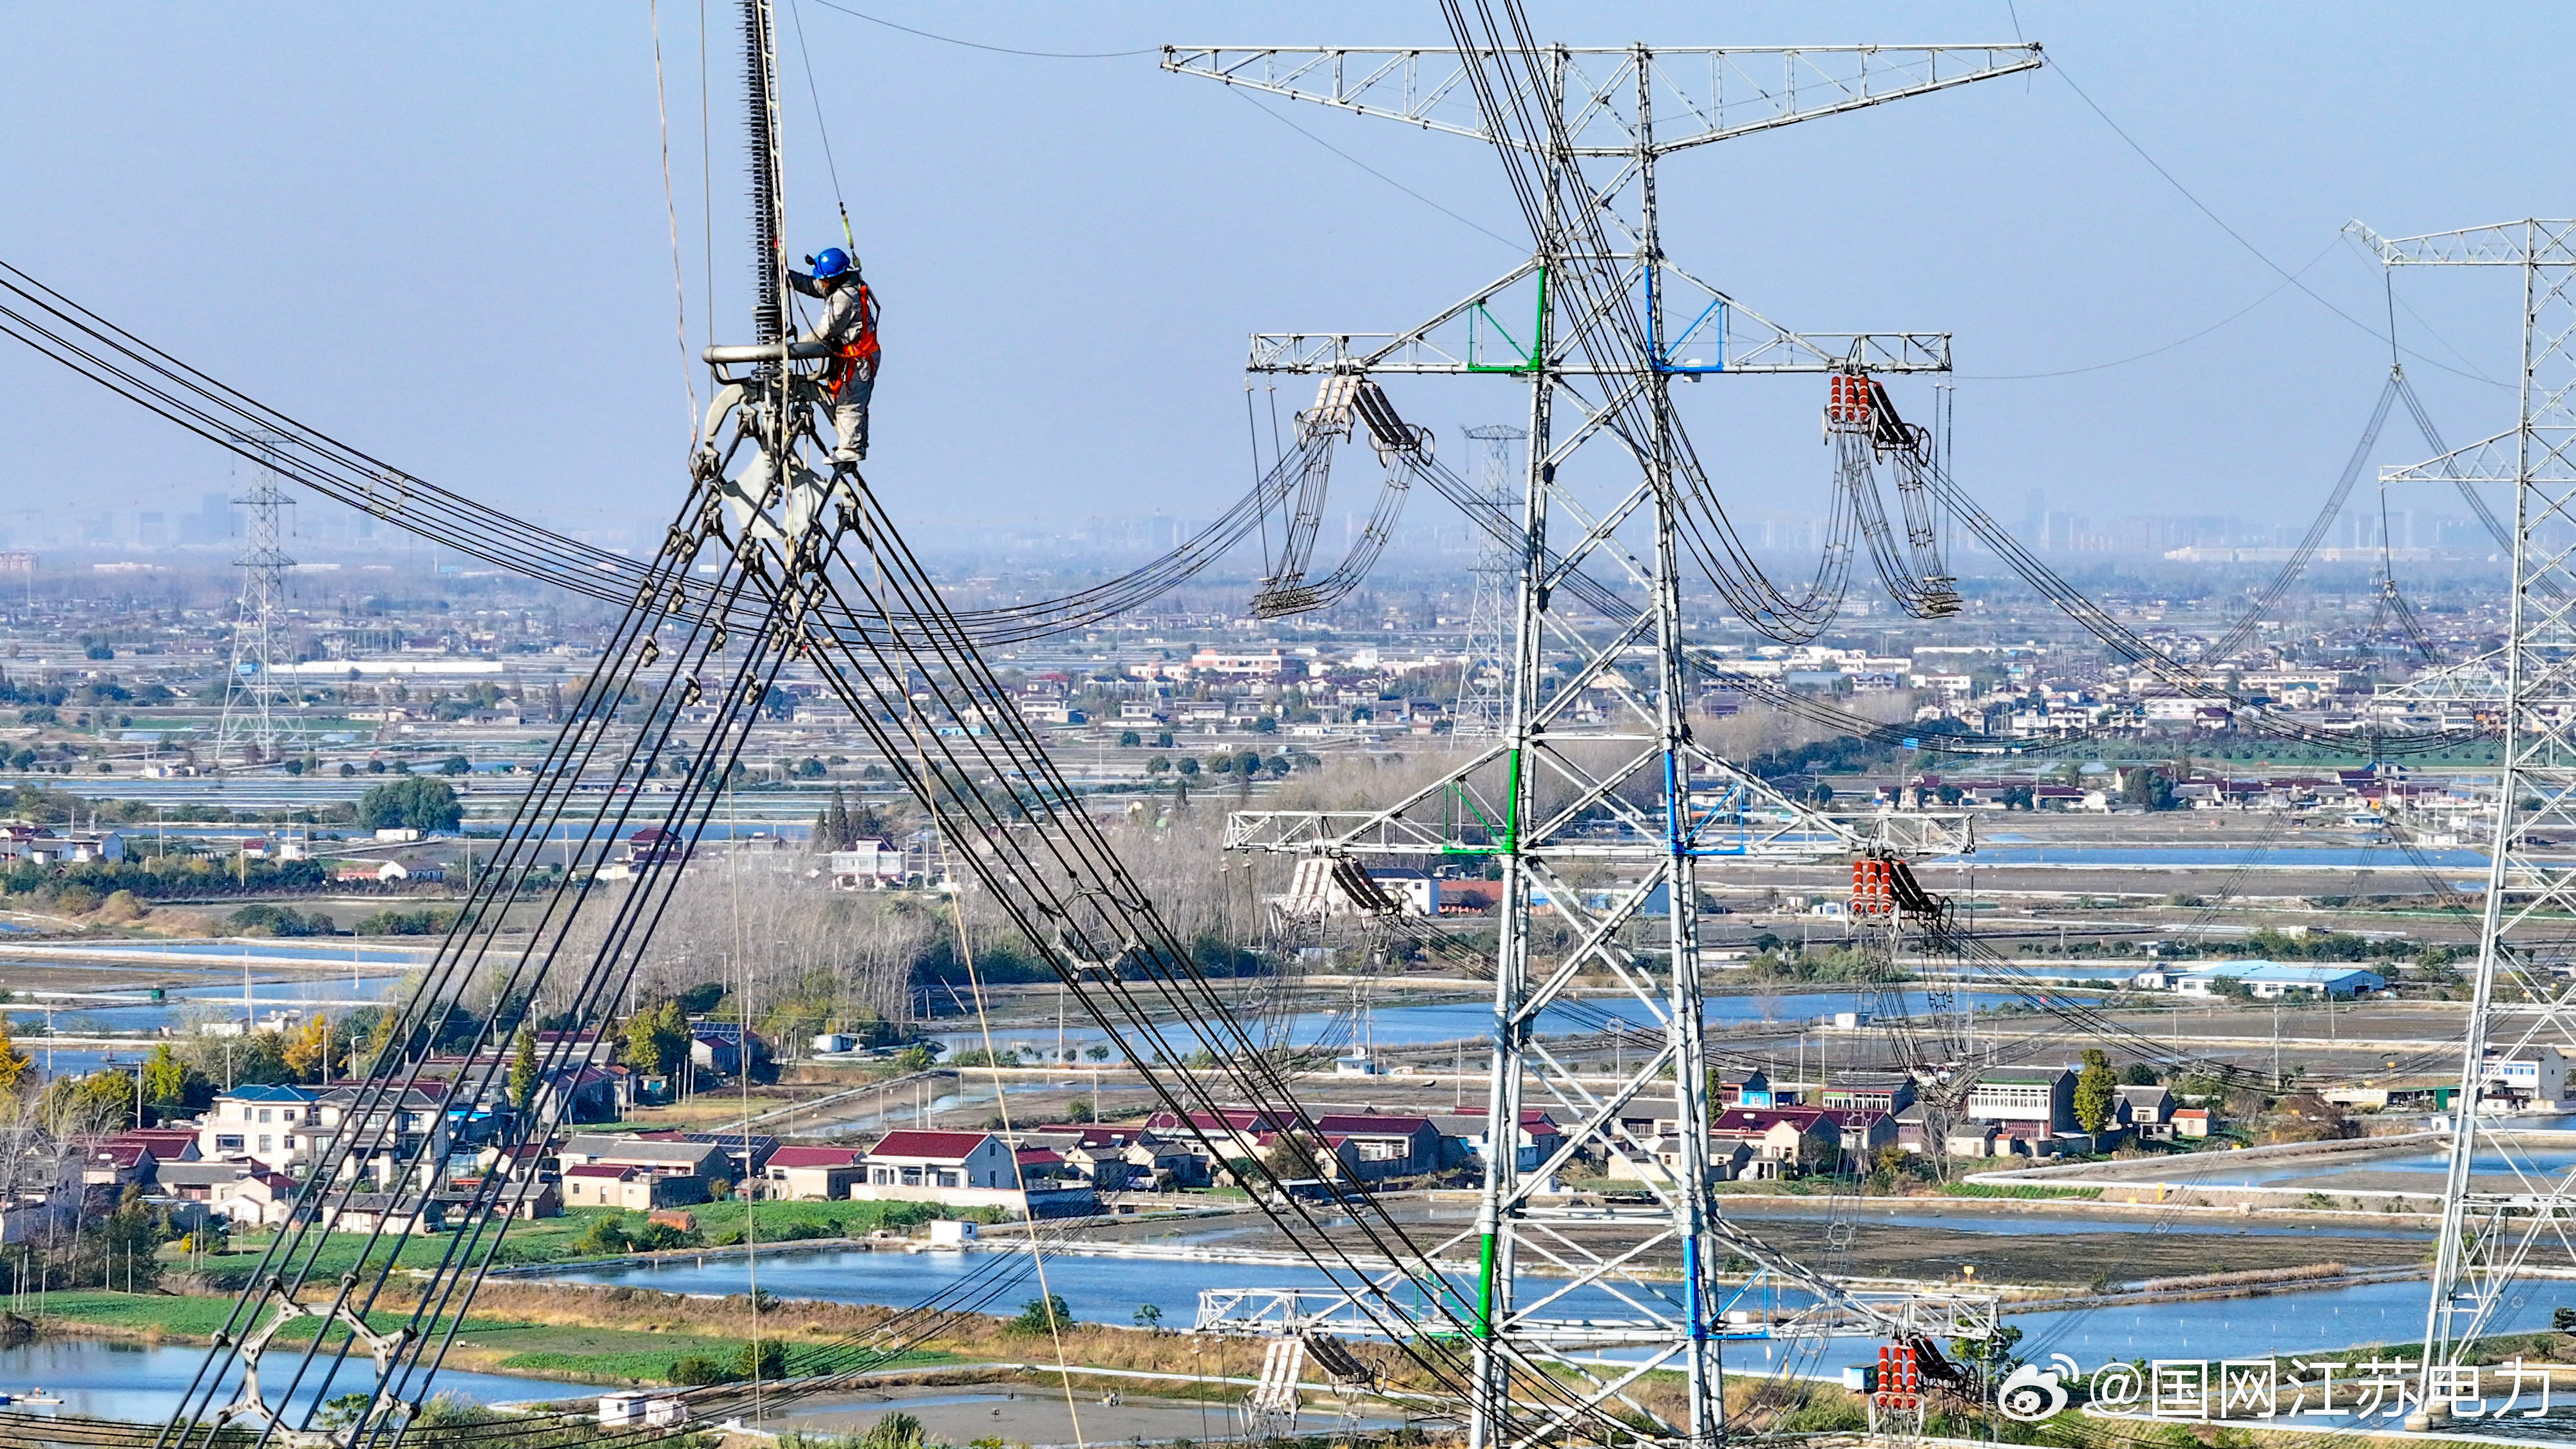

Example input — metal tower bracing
[1171,33,2035,1449]
[1454,424,1522,737]
[215,448,299,768]
[2353,218,2576,1401]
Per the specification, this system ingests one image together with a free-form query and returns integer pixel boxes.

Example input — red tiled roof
[868,1130,992,1161]
[766,1146,863,1170]
[1014,1148,1065,1166]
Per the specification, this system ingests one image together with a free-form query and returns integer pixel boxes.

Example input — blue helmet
[808,247,854,281]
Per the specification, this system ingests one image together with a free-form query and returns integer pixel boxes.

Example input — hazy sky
[0,3,2566,552]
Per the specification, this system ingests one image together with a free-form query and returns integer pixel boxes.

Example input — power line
[803,1,1155,60]
[1233,90,1524,251]
[2048,57,2506,389]
[1960,236,2336,380]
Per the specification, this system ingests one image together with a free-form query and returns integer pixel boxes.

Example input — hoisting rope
[651,0,703,448]
[944,844,1092,1449]
[784,0,857,256]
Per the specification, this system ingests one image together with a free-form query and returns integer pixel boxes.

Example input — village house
[199,1084,319,1175]
[319,1192,435,1236]
[1967,1068,2075,1130]
[850,1129,1094,1217]
[1014,1125,1208,1190]
[81,1141,156,1188]
[1426,1109,1565,1173]
[159,1160,261,1204]
[825,839,905,890]
[558,1133,730,1180]
[562,1164,708,1211]
[763,1145,866,1201]
[631,1129,776,1182]
[1709,1107,1842,1179]
[117,1128,201,1164]
[2117,1084,2175,1139]
[310,1083,455,1188]
[211,1170,301,1227]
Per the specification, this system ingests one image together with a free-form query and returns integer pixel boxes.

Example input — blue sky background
[0,3,2564,553]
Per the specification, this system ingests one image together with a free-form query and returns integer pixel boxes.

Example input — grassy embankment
[37,1203,974,1385]
[25,1277,1449,1402]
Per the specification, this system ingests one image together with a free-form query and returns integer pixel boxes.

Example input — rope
[944,865,1089,1449]
[651,0,703,447]
[783,0,855,251]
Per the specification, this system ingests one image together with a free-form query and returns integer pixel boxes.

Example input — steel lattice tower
[1452,424,1522,737]
[215,451,298,769]
[2355,218,2576,1412]
[1173,40,2032,1449]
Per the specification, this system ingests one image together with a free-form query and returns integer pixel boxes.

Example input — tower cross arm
[2347,218,2576,267]
[1245,263,1949,375]
[1162,44,2040,155]
[2382,431,2521,486]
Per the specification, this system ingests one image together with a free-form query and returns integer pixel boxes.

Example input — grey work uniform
[789,269,878,462]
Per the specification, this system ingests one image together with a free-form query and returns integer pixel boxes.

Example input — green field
[188,1199,946,1290]
[33,1289,956,1388]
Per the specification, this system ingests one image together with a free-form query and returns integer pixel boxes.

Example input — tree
[1008,1294,1072,1336]
[437,755,471,775]
[1949,1323,2024,1382]
[283,1013,336,1082]
[1132,1303,1163,1329]
[357,776,462,833]
[354,1008,399,1076]
[509,1027,540,1110]
[1117,730,1142,748]
[625,999,692,1077]
[2119,1061,2161,1086]
[44,1070,142,1138]
[142,1043,189,1107]
[2119,767,2177,812]
[0,1019,28,1095]
[2073,1048,2119,1133]
[812,786,854,853]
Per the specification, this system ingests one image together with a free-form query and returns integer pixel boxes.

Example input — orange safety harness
[825,282,880,398]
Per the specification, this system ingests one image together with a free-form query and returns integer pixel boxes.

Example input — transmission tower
[2354,218,2576,1416]
[214,450,299,769]
[1452,424,1522,737]
[1173,37,2032,1449]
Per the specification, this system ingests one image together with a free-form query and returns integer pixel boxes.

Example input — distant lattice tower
[1452,424,1522,737]
[214,448,299,770]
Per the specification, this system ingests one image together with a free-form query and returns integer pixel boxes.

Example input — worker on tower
[789,246,879,466]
